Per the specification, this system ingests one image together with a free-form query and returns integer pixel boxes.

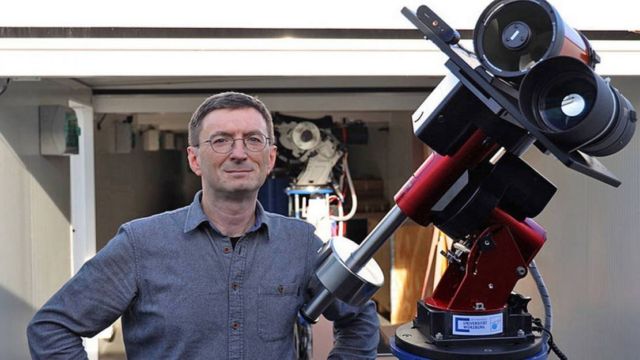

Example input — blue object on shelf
[258,176,289,216]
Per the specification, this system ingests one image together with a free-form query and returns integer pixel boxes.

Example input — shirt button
[223,247,232,254]
[231,322,241,330]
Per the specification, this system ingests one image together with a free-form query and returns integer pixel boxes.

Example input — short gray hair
[188,91,273,146]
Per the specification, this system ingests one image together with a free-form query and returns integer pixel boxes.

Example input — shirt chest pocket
[258,282,301,341]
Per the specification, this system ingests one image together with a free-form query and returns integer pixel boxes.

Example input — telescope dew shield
[473,0,596,79]
[519,56,637,156]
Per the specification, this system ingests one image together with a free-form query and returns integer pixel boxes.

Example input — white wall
[0,80,91,358]
[516,76,640,359]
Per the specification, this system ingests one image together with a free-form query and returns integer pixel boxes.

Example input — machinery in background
[272,112,365,241]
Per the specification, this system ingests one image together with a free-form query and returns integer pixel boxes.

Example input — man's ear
[187,147,202,176]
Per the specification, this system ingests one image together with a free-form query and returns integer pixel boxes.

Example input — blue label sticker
[452,314,503,336]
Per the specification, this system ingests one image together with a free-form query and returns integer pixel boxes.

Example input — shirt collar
[183,190,270,238]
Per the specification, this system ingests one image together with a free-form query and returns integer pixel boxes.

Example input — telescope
[299,0,636,359]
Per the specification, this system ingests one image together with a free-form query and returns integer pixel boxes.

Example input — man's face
[187,107,276,197]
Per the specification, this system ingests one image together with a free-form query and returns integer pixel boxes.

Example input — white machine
[275,118,357,241]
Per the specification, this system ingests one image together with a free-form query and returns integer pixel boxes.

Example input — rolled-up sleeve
[304,230,380,360]
[27,225,138,359]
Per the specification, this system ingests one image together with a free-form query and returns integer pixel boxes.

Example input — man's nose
[229,139,248,159]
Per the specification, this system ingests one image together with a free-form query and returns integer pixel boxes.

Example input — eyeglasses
[196,133,271,154]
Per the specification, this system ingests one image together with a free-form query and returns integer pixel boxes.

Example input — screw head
[517,329,525,337]
[488,283,494,289]
[516,266,527,277]
[435,332,444,340]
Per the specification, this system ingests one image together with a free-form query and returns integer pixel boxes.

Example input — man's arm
[324,298,380,359]
[305,231,380,360]
[27,225,138,359]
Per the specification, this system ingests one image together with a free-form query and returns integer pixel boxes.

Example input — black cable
[0,78,11,96]
[96,114,107,130]
[454,43,477,58]
[295,317,313,360]
[533,318,568,360]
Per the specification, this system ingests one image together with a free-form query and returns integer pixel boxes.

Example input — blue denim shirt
[27,192,379,359]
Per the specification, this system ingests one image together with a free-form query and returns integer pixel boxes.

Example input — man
[27,92,380,359]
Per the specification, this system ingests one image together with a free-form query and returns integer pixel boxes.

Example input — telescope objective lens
[537,75,596,132]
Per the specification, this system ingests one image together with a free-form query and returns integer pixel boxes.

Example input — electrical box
[39,105,80,155]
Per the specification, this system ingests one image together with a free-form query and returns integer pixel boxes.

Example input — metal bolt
[435,332,443,340]
[517,329,525,337]
[488,283,494,289]
[484,239,491,246]
[516,266,527,277]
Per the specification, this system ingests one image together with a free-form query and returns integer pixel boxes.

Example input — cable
[295,315,313,360]
[533,318,568,360]
[530,260,568,359]
[529,260,552,338]
[330,155,358,222]
[96,114,108,130]
[337,202,344,237]
[0,78,11,96]
[454,43,477,58]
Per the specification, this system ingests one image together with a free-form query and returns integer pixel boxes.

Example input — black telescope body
[519,56,636,156]
[474,0,598,79]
